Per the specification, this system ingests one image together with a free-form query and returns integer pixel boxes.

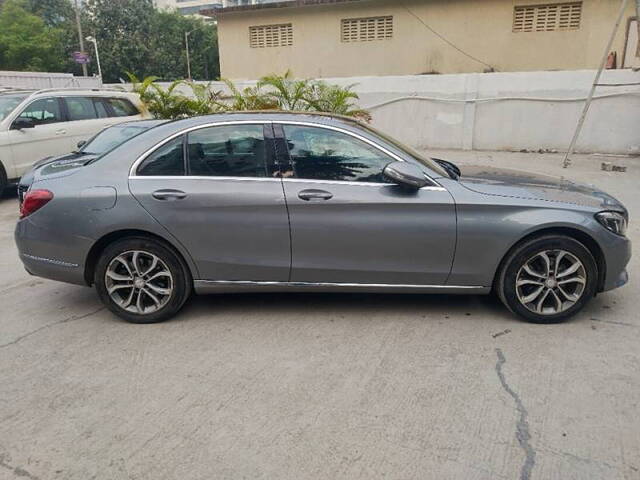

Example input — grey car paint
[14,113,630,301]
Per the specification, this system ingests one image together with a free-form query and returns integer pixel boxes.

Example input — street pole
[185,31,192,81]
[562,0,629,168]
[74,0,88,77]
[87,37,102,79]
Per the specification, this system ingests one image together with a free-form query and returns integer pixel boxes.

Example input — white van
[0,88,152,191]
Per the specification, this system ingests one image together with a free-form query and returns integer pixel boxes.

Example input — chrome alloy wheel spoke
[105,250,174,315]
[516,249,587,315]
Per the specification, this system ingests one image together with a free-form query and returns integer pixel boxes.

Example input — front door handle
[298,189,333,201]
[152,189,187,201]
[55,129,67,135]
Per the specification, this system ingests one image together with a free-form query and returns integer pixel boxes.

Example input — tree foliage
[0,0,220,82]
[0,0,66,71]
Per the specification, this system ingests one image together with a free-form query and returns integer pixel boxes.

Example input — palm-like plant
[125,71,370,121]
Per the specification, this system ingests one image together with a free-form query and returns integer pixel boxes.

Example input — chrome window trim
[129,175,282,182]
[129,120,273,177]
[128,119,442,189]
[195,280,484,290]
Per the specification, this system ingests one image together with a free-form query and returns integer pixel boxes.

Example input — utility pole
[74,0,88,77]
[562,0,629,168]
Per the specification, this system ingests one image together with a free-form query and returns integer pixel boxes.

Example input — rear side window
[137,136,185,176]
[187,125,268,177]
[17,98,62,125]
[108,98,139,117]
[93,99,110,118]
[65,97,97,120]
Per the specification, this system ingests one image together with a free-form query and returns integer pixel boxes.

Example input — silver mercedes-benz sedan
[14,113,631,324]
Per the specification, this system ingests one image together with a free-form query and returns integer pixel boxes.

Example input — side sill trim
[194,280,485,290]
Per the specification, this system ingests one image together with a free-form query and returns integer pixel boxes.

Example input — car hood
[21,152,97,187]
[458,165,625,211]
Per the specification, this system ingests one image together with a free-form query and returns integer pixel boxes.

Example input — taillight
[20,189,54,219]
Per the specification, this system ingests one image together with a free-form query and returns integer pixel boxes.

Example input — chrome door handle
[55,129,67,135]
[152,189,187,201]
[298,189,333,201]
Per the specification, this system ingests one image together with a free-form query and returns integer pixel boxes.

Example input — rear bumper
[15,219,89,286]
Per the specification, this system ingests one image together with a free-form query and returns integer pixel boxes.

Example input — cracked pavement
[0,151,638,479]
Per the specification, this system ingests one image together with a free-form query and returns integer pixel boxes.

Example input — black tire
[496,235,598,324]
[95,236,192,323]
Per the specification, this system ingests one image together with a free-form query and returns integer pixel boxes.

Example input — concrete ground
[0,150,638,480]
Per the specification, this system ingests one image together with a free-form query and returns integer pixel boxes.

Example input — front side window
[107,98,139,117]
[282,125,393,183]
[65,97,97,121]
[187,125,268,177]
[137,136,185,176]
[17,98,62,126]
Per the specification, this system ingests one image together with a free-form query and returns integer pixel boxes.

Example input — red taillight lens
[20,189,54,219]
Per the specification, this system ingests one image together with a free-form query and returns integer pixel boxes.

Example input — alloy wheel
[515,249,587,315]
[105,250,174,314]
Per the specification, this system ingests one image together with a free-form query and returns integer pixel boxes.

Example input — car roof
[111,119,168,128]
[169,111,368,130]
[0,87,135,98]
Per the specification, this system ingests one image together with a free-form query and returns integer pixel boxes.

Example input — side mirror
[383,161,429,189]
[77,140,87,149]
[11,117,36,130]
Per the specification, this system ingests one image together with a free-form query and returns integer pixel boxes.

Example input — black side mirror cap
[11,117,36,130]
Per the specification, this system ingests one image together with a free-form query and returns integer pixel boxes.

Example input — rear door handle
[152,189,187,201]
[298,189,333,201]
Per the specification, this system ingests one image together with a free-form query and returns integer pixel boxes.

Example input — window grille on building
[249,23,293,48]
[513,2,582,32]
[341,16,393,42]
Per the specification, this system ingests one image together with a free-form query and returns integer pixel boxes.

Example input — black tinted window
[137,136,185,176]
[65,97,97,120]
[108,98,139,117]
[282,125,393,183]
[18,98,62,125]
[93,99,110,118]
[187,125,268,177]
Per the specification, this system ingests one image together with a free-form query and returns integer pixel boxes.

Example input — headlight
[595,211,627,236]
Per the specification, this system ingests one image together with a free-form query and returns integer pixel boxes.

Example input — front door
[129,122,291,282]
[7,97,70,177]
[276,123,456,286]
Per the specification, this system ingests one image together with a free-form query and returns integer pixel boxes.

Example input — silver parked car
[15,113,630,324]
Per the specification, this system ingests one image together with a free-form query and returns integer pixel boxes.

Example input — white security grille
[513,2,582,32]
[249,24,293,48]
[341,16,393,42]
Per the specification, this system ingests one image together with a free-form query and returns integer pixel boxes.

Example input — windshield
[360,123,451,178]
[0,94,28,122]
[81,125,149,155]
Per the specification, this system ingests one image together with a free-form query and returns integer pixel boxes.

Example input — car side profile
[0,88,151,192]
[14,113,631,324]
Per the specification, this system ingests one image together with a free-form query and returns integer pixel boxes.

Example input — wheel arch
[84,229,196,286]
[492,226,606,293]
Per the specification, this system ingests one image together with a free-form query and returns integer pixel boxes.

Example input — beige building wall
[217,0,638,79]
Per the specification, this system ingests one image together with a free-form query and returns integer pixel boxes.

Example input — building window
[341,16,393,42]
[513,2,582,32]
[249,24,293,48]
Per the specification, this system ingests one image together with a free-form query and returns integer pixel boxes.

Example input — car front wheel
[497,235,598,323]
[95,237,192,323]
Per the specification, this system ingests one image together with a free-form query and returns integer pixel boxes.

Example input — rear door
[276,122,456,286]
[129,122,291,282]
[7,97,70,176]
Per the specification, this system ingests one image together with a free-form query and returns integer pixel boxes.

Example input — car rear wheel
[497,235,598,324]
[95,237,192,323]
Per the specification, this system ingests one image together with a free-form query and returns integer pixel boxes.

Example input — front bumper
[600,233,631,292]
